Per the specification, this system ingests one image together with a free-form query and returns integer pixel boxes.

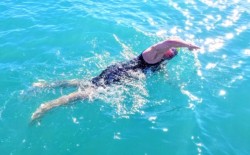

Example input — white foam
[188,103,196,110]
[222,54,227,59]
[113,34,135,60]
[236,26,247,35]
[221,20,233,27]
[156,30,166,36]
[231,75,243,84]
[193,50,204,78]
[204,38,224,52]
[219,90,226,96]
[162,128,168,132]
[180,85,202,103]
[147,17,156,26]
[113,132,121,140]
[72,117,79,124]
[94,74,148,116]
[170,26,178,34]
[231,63,241,69]
[148,116,157,121]
[205,63,217,70]
[225,33,234,39]
[243,49,250,56]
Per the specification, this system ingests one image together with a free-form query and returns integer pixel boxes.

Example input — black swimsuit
[91,53,167,87]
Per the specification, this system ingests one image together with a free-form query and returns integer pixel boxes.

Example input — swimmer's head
[164,48,179,60]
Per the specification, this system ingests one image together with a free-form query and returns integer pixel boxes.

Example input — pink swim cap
[164,48,178,60]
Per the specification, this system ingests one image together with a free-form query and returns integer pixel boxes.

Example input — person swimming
[31,38,200,121]
[91,48,178,87]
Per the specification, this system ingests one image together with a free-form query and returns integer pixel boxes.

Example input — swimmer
[31,38,200,121]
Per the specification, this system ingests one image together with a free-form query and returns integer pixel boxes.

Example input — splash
[93,72,148,117]
[180,84,203,110]
[219,89,226,96]
[205,63,217,70]
[243,49,250,56]
[113,34,136,60]
[193,50,204,78]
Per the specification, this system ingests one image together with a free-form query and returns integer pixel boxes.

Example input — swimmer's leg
[32,79,81,89]
[31,89,93,121]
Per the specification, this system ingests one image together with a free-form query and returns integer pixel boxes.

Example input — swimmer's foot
[31,91,86,121]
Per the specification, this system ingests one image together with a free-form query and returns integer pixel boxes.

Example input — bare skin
[31,38,200,121]
[142,39,200,64]
[31,86,96,121]
[32,79,81,88]
[31,91,84,120]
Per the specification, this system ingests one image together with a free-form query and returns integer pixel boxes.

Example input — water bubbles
[225,33,234,40]
[201,14,218,31]
[231,63,241,69]
[72,117,79,124]
[148,116,157,122]
[206,15,215,20]
[188,103,196,110]
[113,132,121,140]
[205,63,217,70]
[191,136,203,155]
[170,26,178,35]
[19,90,25,95]
[230,75,243,84]
[204,38,224,52]
[43,145,47,150]
[113,34,135,60]
[243,49,250,56]
[222,54,227,59]
[180,85,202,103]
[156,30,166,36]
[221,20,233,27]
[37,121,41,126]
[197,70,203,77]
[56,50,60,56]
[216,15,222,21]
[193,50,204,78]
[170,1,179,9]
[93,72,148,117]
[236,26,247,35]
[219,90,226,96]
[185,20,193,27]
[162,128,168,132]
[221,7,241,27]
[147,17,156,26]
[197,146,202,154]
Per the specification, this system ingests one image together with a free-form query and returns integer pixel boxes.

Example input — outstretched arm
[151,39,200,52]
[142,38,200,63]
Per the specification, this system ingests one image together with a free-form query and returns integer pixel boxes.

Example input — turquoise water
[1,0,250,154]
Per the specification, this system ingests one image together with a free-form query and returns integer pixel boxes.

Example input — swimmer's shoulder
[142,47,163,64]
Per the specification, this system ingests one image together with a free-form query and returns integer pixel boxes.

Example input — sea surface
[1,0,250,155]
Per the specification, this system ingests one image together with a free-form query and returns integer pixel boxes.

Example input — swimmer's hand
[188,44,200,51]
